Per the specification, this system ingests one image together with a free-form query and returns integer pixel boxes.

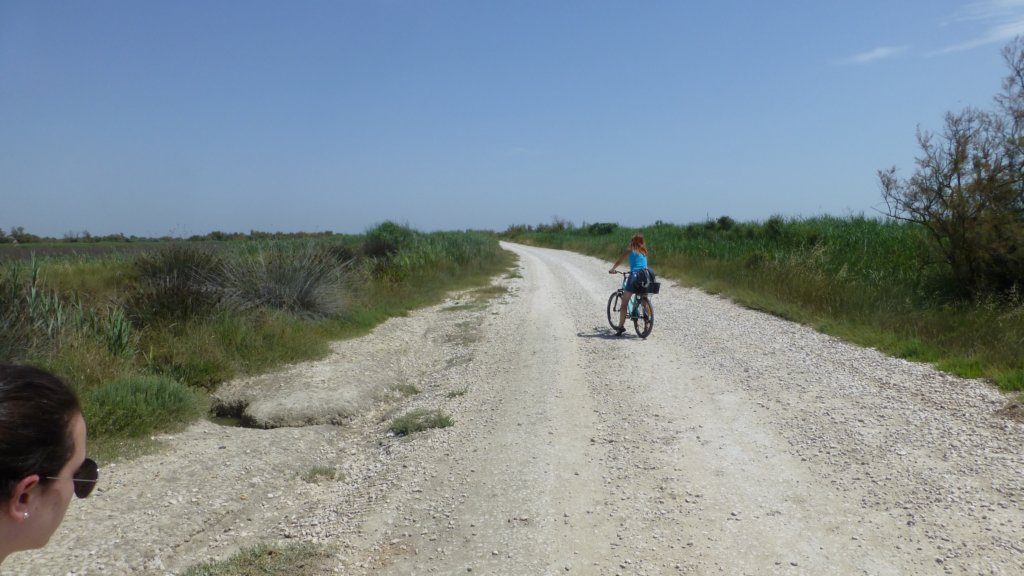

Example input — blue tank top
[628,251,647,272]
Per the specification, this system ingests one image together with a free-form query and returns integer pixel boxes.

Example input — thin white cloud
[959,0,1024,22]
[933,0,1024,54]
[837,46,909,65]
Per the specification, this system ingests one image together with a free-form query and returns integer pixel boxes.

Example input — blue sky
[2,1,1023,237]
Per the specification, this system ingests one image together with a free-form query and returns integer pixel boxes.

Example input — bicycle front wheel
[607,291,623,329]
[633,297,654,338]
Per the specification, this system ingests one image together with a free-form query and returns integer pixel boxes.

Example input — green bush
[587,222,618,235]
[83,375,206,438]
[363,221,417,258]
[126,244,223,323]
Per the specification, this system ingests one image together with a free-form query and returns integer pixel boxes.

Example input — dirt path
[9,243,1023,575]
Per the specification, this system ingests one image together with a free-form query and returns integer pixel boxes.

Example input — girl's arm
[608,250,630,273]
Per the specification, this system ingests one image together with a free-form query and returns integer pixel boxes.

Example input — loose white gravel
[7,242,1022,575]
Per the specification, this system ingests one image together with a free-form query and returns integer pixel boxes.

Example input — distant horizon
[0,211,896,242]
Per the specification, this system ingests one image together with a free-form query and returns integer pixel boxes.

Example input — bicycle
[607,271,657,338]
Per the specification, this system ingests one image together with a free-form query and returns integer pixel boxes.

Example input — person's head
[630,232,648,255]
[0,365,95,564]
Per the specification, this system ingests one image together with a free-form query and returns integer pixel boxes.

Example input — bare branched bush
[215,242,351,320]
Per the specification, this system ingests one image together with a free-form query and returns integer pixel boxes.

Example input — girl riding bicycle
[608,232,651,335]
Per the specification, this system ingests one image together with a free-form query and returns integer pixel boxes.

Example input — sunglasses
[45,457,99,498]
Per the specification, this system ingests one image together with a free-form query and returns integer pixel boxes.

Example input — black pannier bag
[636,268,659,294]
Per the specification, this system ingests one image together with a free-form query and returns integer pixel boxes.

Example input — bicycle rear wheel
[633,297,653,338]
[607,291,623,329]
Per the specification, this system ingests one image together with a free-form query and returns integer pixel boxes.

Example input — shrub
[83,375,206,438]
[216,242,348,319]
[125,244,222,323]
[363,221,417,258]
[503,224,534,237]
[587,222,618,235]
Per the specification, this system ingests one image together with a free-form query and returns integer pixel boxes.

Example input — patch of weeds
[994,369,1024,392]
[936,357,984,379]
[442,285,510,313]
[504,269,523,280]
[446,320,481,346]
[389,408,453,436]
[996,394,1024,422]
[180,542,332,576]
[300,465,339,483]
[444,353,472,369]
[442,301,477,312]
[472,284,509,300]
[389,382,420,396]
[446,386,468,398]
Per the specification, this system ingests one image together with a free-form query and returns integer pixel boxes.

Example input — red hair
[630,233,648,256]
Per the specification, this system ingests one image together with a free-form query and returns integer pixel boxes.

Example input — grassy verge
[506,217,1024,393]
[1,226,516,462]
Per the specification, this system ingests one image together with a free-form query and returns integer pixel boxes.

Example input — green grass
[446,386,468,398]
[180,542,332,576]
[82,375,207,438]
[300,466,339,483]
[507,216,1024,392]
[389,408,454,436]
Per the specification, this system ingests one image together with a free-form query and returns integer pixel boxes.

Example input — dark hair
[0,365,81,503]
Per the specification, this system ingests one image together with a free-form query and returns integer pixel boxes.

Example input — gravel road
[8,242,1023,576]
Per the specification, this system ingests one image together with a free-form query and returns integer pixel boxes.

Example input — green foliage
[126,244,223,323]
[98,306,134,356]
[0,265,31,362]
[503,223,534,237]
[586,222,618,235]
[389,408,454,436]
[82,375,206,438]
[181,543,332,576]
[363,221,417,258]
